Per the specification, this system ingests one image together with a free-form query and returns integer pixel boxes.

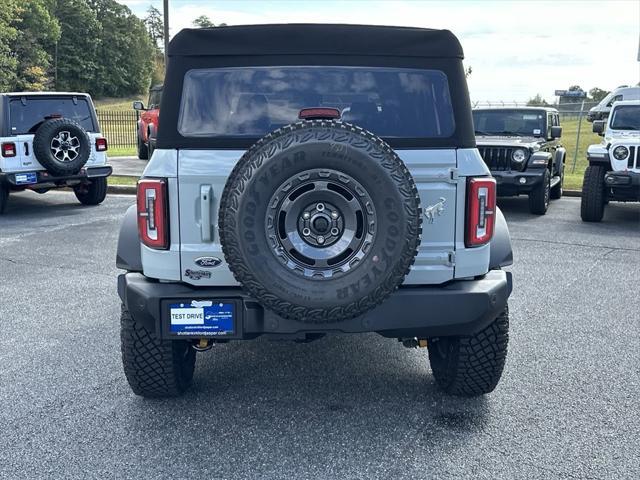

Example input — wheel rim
[50,130,80,163]
[265,169,376,278]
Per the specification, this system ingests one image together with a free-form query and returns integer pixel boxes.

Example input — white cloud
[128,0,640,101]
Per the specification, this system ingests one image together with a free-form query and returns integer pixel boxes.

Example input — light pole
[163,0,169,68]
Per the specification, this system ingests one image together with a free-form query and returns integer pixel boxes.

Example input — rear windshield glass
[178,66,455,139]
[473,109,546,137]
[9,97,95,134]
[610,105,640,130]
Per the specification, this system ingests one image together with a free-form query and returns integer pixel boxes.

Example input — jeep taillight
[137,178,168,249]
[465,177,496,247]
[95,137,108,152]
[1,142,16,157]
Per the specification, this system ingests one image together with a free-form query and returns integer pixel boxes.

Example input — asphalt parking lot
[0,191,638,479]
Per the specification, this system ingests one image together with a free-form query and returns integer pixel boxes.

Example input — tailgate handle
[200,185,213,242]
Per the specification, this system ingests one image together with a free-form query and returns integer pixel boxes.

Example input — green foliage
[193,15,216,28]
[143,5,163,49]
[588,87,609,103]
[0,0,20,90]
[527,94,549,106]
[13,0,60,91]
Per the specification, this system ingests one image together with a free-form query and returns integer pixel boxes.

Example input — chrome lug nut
[330,211,338,219]
[317,235,325,244]
[330,227,339,236]
[303,212,310,219]
[302,228,311,236]
[316,203,325,211]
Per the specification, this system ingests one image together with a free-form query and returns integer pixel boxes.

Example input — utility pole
[163,0,169,69]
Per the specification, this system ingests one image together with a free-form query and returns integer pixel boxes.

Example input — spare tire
[33,118,91,176]
[219,120,421,323]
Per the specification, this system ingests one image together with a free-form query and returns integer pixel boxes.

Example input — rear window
[9,97,95,135]
[178,66,455,139]
[473,109,546,137]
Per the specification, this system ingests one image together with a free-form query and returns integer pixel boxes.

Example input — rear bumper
[118,270,513,340]
[492,170,543,196]
[0,165,112,188]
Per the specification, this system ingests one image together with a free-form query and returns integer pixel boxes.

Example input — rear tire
[137,132,149,160]
[529,169,550,215]
[428,306,509,397]
[120,305,196,398]
[0,183,9,214]
[581,165,606,222]
[74,177,107,205]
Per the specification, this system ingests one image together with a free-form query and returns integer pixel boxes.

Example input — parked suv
[473,107,565,214]
[116,25,513,398]
[0,92,111,214]
[581,100,640,221]
[133,84,162,160]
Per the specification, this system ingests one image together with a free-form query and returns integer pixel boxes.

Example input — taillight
[137,178,168,249]
[95,137,108,152]
[465,177,496,247]
[1,142,16,157]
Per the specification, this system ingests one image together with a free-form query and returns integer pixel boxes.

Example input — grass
[108,175,138,186]
[561,117,601,190]
[108,146,136,157]
[94,96,143,111]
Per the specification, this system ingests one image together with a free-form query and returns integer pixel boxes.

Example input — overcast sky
[121,0,640,102]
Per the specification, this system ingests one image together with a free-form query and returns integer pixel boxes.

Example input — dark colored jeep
[473,107,565,214]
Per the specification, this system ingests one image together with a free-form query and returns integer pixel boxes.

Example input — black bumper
[605,171,640,200]
[0,166,112,188]
[117,270,513,340]
[491,170,543,196]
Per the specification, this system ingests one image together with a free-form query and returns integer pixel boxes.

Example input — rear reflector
[299,107,341,120]
[465,177,496,247]
[1,142,16,157]
[95,137,108,152]
[137,178,169,249]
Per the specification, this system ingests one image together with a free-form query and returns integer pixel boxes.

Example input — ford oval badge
[194,256,222,268]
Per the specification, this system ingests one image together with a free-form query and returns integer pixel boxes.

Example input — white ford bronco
[581,100,640,221]
[0,92,111,213]
[116,24,513,398]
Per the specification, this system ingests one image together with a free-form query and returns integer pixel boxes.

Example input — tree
[193,15,216,27]
[464,66,472,79]
[588,87,609,103]
[54,0,100,92]
[0,0,19,90]
[527,94,549,106]
[13,0,60,91]
[143,5,163,49]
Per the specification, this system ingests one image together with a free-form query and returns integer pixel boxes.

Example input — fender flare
[528,151,552,169]
[554,147,566,173]
[116,205,142,272]
[489,206,513,269]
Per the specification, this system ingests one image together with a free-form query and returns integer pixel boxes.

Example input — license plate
[169,301,235,336]
[15,172,37,185]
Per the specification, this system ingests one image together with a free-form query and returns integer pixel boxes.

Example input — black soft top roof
[168,24,464,59]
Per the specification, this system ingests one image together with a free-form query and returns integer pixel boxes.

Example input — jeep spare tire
[33,118,91,176]
[219,120,422,323]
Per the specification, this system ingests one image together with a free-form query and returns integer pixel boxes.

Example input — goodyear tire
[580,165,606,222]
[33,118,91,176]
[137,131,149,160]
[428,306,509,397]
[219,120,422,323]
[528,168,550,215]
[74,177,107,205]
[120,305,196,398]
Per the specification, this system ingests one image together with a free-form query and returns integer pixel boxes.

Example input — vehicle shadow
[1,190,94,220]
[119,334,492,475]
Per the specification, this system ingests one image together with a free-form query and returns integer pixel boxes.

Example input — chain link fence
[96,110,139,150]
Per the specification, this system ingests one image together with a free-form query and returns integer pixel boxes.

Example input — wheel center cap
[312,216,329,233]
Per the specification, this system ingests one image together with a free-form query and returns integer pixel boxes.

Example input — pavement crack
[0,255,113,279]
[511,237,640,253]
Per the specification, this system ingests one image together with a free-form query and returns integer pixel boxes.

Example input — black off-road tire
[428,306,509,397]
[120,305,196,398]
[74,177,108,205]
[529,168,550,215]
[0,183,8,214]
[219,120,421,323]
[33,118,91,176]
[581,165,607,222]
[137,131,149,160]
[550,161,564,200]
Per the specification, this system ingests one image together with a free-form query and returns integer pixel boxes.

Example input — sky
[121,0,640,102]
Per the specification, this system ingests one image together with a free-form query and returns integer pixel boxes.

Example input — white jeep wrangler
[116,24,514,398]
[581,100,640,221]
[0,92,111,214]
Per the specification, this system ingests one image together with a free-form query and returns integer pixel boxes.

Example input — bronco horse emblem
[424,197,446,224]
